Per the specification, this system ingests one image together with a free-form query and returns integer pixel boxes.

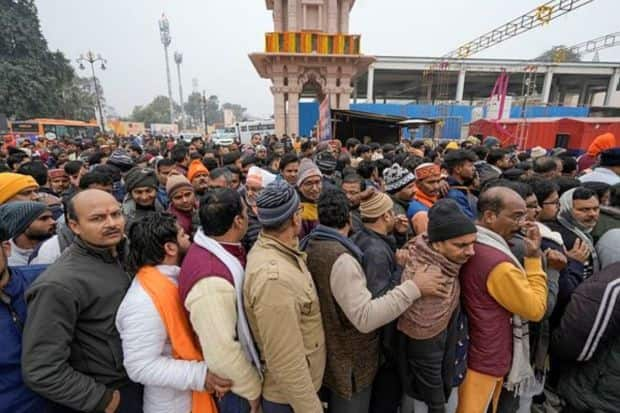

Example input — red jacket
[168,204,198,237]
[459,243,513,377]
[178,242,246,304]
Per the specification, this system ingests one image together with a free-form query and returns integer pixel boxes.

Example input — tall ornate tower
[250,0,374,136]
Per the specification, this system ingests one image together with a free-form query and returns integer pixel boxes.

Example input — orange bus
[9,118,100,139]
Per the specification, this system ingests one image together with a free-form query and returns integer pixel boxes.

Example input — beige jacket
[243,232,326,413]
[185,277,262,401]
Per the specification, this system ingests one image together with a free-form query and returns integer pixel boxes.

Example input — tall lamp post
[77,51,107,134]
[174,51,185,129]
[158,14,175,124]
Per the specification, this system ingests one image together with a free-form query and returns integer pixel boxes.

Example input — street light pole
[202,90,208,132]
[77,51,107,134]
[174,51,185,129]
[158,14,175,125]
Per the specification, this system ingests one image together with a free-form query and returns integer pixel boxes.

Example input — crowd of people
[2,129,620,413]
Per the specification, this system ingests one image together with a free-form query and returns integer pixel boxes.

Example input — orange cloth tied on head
[187,159,209,182]
[414,163,441,181]
[586,133,616,157]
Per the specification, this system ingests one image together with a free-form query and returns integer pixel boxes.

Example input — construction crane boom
[443,0,596,59]
[567,31,620,56]
[539,32,620,62]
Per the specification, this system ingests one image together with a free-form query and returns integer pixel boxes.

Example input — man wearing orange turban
[407,163,443,235]
[578,133,616,172]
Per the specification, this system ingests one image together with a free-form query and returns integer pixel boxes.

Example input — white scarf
[475,225,536,396]
[535,222,564,247]
[557,188,601,272]
[193,229,263,380]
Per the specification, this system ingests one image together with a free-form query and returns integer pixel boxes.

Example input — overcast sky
[36,0,620,118]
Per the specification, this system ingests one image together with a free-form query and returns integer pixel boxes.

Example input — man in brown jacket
[302,188,448,413]
[244,180,326,413]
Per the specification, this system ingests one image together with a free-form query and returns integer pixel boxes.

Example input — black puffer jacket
[397,307,468,411]
[545,220,593,329]
[551,262,620,412]
[350,226,401,298]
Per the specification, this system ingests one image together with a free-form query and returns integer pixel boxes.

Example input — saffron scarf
[413,188,437,209]
[137,266,218,413]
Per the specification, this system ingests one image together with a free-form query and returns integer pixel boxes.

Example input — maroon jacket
[459,243,514,377]
[168,204,197,237]
[178,242,246,303]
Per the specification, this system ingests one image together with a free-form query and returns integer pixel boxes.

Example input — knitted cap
[256,180,300,227]
[315,151,337,174]
[187,159,209,182]
[166,174,194,198]
[125,167,158,193]
[383,164,415,194]
[427,199,477,243]
[107,149,134,172]
[414,163,441,181]
[0,201,49,239]
[0,173,39,204]
[296,158,322,187]
[359,191,393,219]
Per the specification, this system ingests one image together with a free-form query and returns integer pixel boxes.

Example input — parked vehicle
[212,127,237,146]
[235,120,275,144]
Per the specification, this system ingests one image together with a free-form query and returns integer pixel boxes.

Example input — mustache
[102,228,122,236]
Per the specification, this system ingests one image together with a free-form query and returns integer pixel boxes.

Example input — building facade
[249,0,374,136]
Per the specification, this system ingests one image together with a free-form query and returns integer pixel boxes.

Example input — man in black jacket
[304,188,443,413]
[547,187,601,329]
[551,237,620,412]
[351,190,408,413]
[22,189,142,413]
